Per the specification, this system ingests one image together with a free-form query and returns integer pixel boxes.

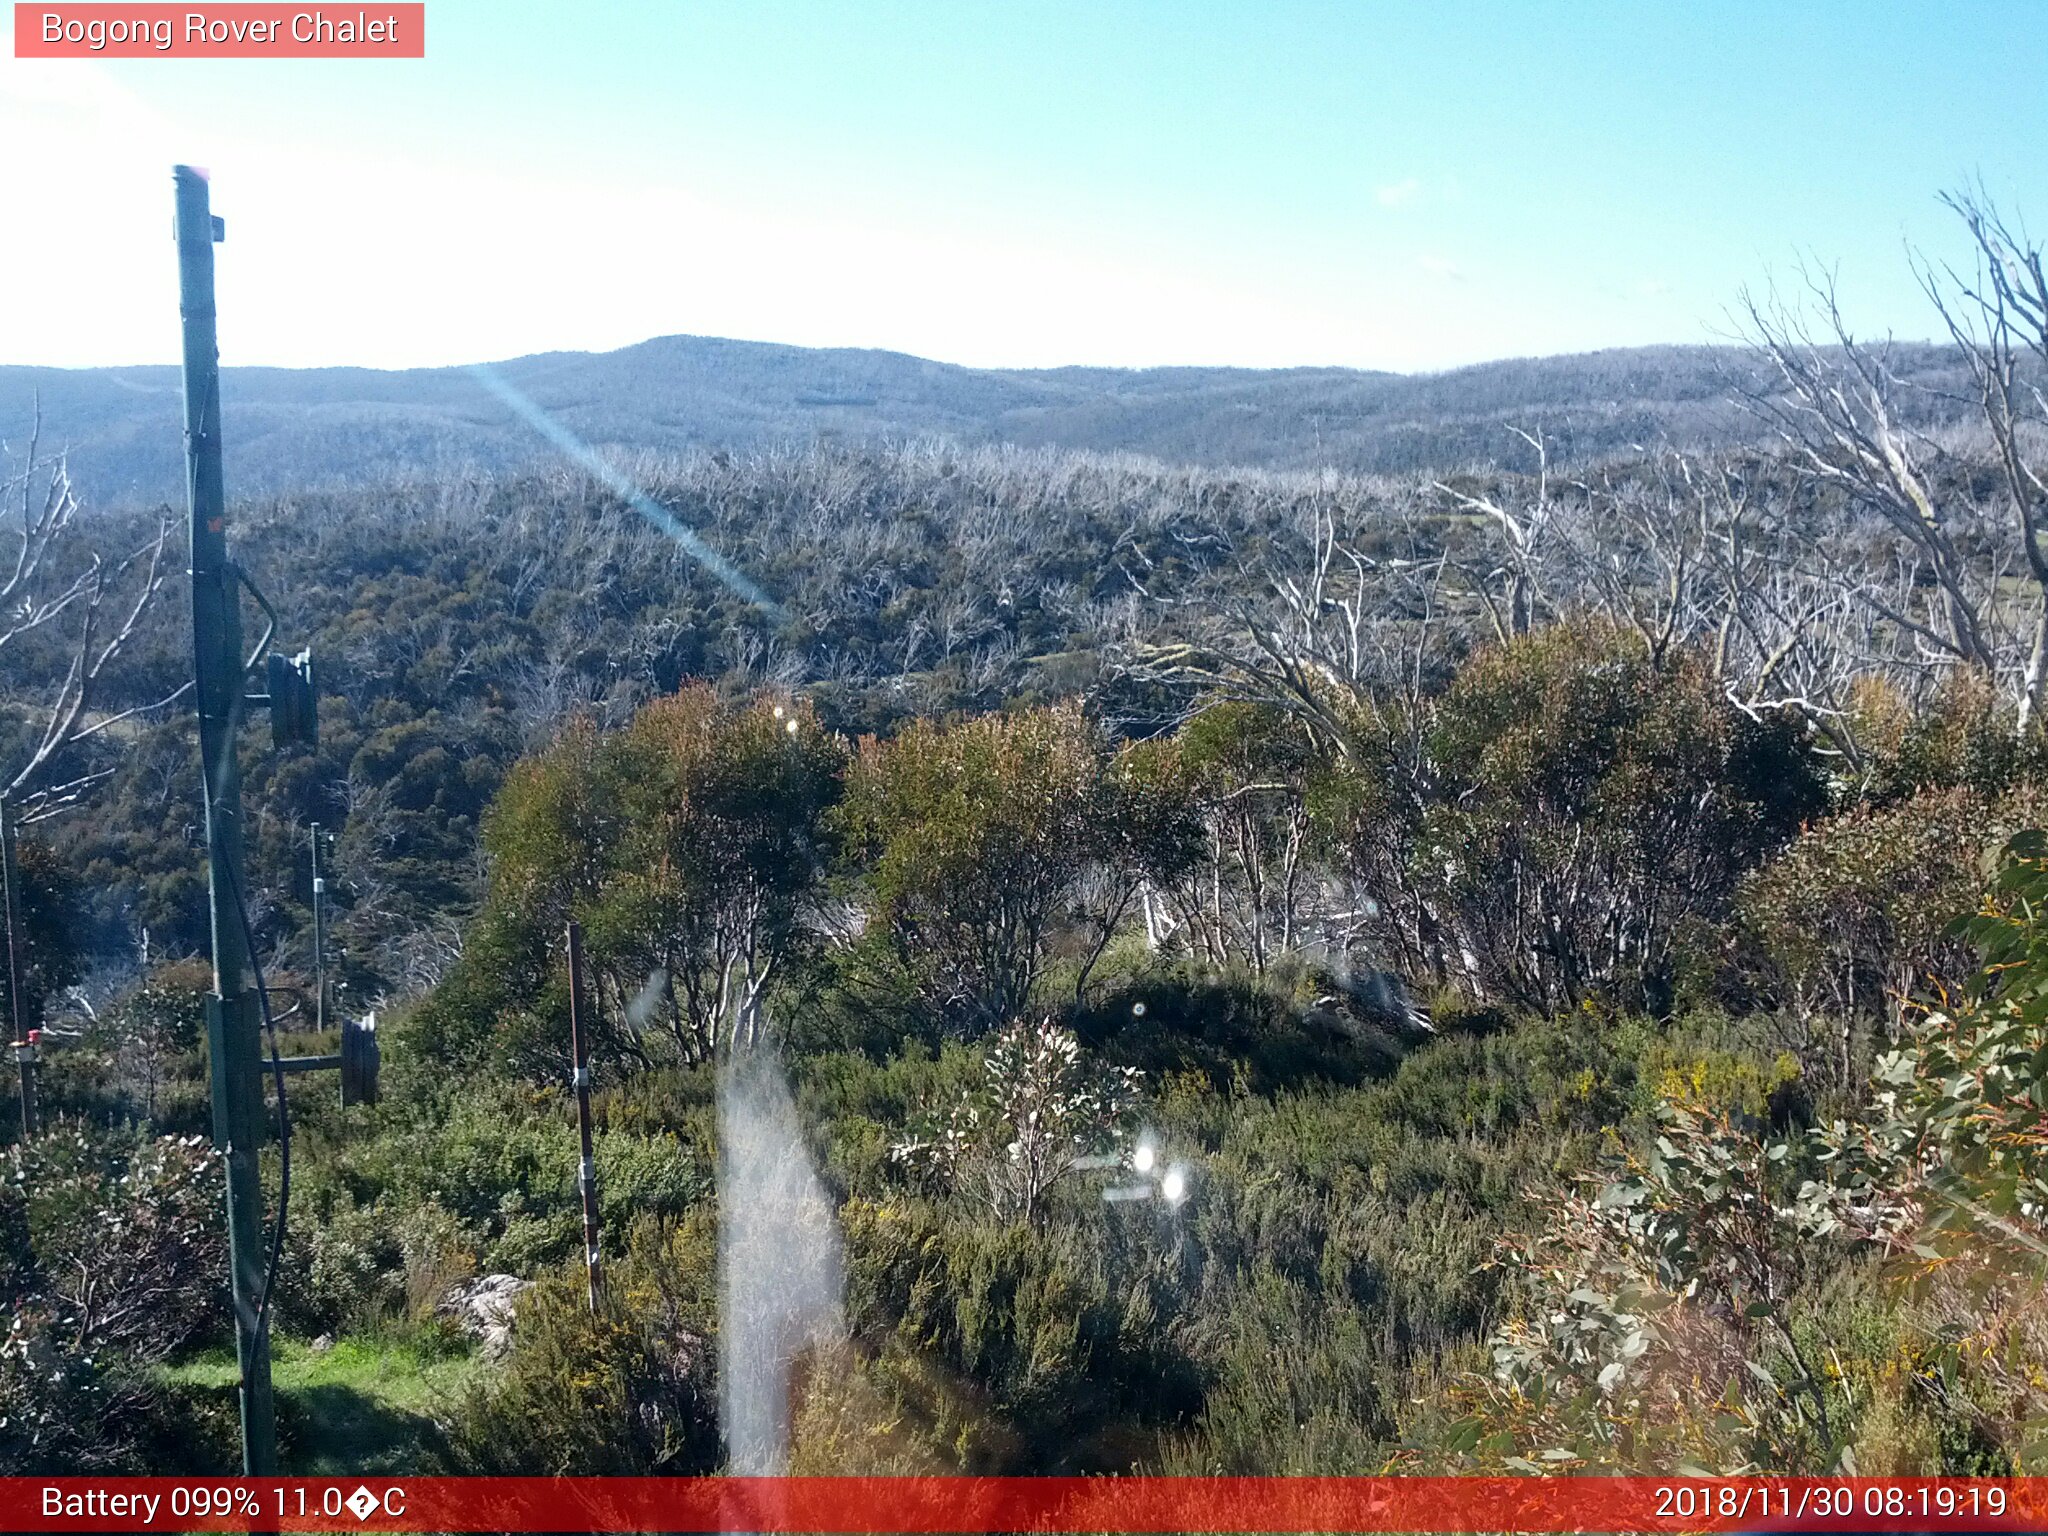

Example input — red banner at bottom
[6,1476,2045,1533]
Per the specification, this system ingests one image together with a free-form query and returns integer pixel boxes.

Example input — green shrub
[1852,669,2048,807]
[1734,786,2046,1050]
[0,1120,234,1474]
[281,1077,708,1330]
[1417,620,1825,1014]
[448,1215,718,1474]
[834,702,1116,1036]
[1160,1267,1396,1473]
[1070,966,1402,1095]
[1,1306,238,1473]
[2,1120,224,1362]
[286,1200,408,1334]
[840,1196,1195,1470]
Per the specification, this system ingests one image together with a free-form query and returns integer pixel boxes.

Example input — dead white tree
[1431,426,1558,642]
[2,412,183,823]
[1734,192,2048,733]
[1920,184,2048,728]
[1701,473,1866,756]
[1137,500,1448,762]
[1735,268,1999,679]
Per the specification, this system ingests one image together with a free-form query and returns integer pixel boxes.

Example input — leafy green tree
[422,684,844,1072]
[102,960,211,1129]
[406,713,609,1072]
[1849,668,2048,807]
[590,688,845,1055]
[1069,738,1205,1001]
[835,702,1105,1036]
[1733,787,2046,1080]
[1138,702,1330,975]
[1421,621,1824,1013]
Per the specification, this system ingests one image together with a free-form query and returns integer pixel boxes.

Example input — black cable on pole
[221,855,290,1342]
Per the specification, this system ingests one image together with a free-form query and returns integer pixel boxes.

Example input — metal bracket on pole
[340,1012,380,1106]
[261,1013,376,1104]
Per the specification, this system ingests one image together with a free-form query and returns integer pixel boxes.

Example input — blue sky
[5,1,2044,370]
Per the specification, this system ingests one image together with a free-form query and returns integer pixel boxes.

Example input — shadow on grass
[278,1381,457,1475]
[162,1336,474,1475]
[1072,968,1411,1094]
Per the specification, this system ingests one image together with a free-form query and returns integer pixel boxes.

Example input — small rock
[309,1333,335,1354]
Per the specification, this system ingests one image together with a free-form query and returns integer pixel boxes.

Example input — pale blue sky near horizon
[4,1,2044,371]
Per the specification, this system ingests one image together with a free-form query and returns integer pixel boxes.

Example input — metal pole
[566,920,603,1311]
[310,823,326,1036]
[1,797,36,1140]
[176,163,276,1475]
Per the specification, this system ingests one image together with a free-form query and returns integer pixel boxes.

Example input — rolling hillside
[0,334,1969,506]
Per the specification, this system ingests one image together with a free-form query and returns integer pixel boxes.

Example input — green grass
[161,1334,482,1474]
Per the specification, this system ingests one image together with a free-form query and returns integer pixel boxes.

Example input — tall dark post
[566,920,603,1311]
[310,823,327,1036]
[176,164,275,1474]
[1,797,36,1140]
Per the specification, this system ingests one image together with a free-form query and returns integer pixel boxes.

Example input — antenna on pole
[567,920,603,1311]
[310,822,327,1036]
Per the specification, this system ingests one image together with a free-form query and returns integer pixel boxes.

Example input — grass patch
[161,1334,482,1474]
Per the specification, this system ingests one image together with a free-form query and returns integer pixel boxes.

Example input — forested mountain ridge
[0,334,1974,506]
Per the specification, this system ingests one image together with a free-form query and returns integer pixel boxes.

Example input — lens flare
[470,362,784,619]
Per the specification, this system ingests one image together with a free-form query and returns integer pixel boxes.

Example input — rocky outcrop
[437,1273,532,1363]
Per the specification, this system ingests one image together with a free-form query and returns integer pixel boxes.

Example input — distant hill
[0,334,1971,507]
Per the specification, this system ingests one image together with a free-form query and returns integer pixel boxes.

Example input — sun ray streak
[469,362,785,619]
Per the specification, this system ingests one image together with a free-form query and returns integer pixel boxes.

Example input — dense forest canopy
[8,187,2048,1479]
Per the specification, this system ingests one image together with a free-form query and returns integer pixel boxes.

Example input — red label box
[2,1476,2045,1533]
[14,3,424,57]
